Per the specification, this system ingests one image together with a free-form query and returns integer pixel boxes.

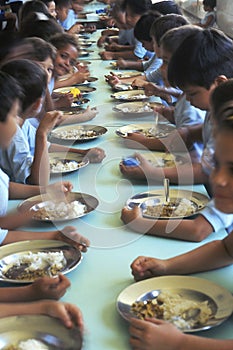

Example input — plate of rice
[18,192,99,222]
[126,189,209,219]
[0,315,82,349]
[49,152,89,174]
[116,275,233,332]
[49,124,107,143]
[0,240,82,283]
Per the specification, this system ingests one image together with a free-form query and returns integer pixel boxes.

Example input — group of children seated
[1,0,233,348]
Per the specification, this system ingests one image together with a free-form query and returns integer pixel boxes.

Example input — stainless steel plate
[50,124,107,143]
[116,275,233,332]
[126,189,209,218]
[113,102,162,115]
[18,192,99,222]
[116,123,175,138]
[53,85,96,96]
[75,77,98,85]
[0,240,82,283]
[113,71,143,79]
[49,152,89,174]
[141,152,187,168]
[0,314,82,349]
[111,90,148,102]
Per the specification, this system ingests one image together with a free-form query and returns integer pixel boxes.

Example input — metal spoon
[164,178,170,206]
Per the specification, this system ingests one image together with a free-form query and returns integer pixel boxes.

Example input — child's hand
[105,72,120,86]
[121,205,142,225]
[131,78,146,89]
[38,111,63,135]
[30,274,70,300]
[83,147,106,163]
[55,93,74,108]
[99,51,114,60]
[130,256,167,281]
[120,153,156,180]
[46,181,73,194]
[69,23,84,34]
[129,317,183,350]
[58,226,90,252]
[122,132,148,149]
[116,58,127,69]
[45,300,84,330]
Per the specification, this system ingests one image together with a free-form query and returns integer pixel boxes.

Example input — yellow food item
[70,87,81,97]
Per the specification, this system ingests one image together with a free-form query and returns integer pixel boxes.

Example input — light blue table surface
[6,21,233,350]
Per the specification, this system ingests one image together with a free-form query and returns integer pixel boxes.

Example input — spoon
[164,178,170,206]
[149,111,159,136]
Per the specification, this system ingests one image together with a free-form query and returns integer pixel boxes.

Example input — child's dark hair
[152,1,182,15]
[122,0,152,15]
[19,13,63,41]
[23,37,57,62]
[210,79,233,125]
[160,24,202,55]
[150,14,188,46]
[203,0,216,9]
[19,0,51,23]
[1,59,47,113]
[0,71,23,123]
[168,28,233,90]
[55,0,71,9]
[49,33,79,51]
[134,11,161,42]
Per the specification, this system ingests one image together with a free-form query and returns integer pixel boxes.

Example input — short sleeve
[200,200,233,233]
[0,228,8,245]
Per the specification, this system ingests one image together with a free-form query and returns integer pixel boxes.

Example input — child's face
[211,131,233,213]
[0,100,19,149]
[39,57,54,84]
[125,6,140,28]
[182,84,215,110]
[56,6,69,22]
[47,1,57,18]
[141,40,153,52]
[152,37,161,58]
[160,46,171,87]
[54,44,78,76]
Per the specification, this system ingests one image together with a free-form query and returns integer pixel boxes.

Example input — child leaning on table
[129,117,233,350]
[0,71,89,306]
[120,27,233,187]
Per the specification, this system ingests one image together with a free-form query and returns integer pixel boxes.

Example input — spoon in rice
[163,178,176,209]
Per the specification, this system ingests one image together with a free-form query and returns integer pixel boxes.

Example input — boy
[120,26,233,242]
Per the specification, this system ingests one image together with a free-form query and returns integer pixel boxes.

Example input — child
[106,12,162,74]
[129,115,233,350]
[100,0,153,61]
[120,28,233,187]
[0,70,89,250]
[120,25,205,155]
[40,0,57,18]
[197,0,216,28]
[49,32,90,92]
[55,0,81,33]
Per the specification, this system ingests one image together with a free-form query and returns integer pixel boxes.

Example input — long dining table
[5,7,233,350]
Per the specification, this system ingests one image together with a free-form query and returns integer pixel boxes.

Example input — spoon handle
[164,178,170,204]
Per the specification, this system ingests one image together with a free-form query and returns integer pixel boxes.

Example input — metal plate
[116,275,233,332]
[116,123,175,139]
[50,124,107,143]
[0,240,82,283]
[75,76,98,85]
[0,314,82,349]
[113,101,162,115]
[18,192,99,222]
[53,85,96,96]
[113,71,143,79]
[140,152,187,168]
[126,189,209,219]
[111,90,148,102]
[49,152,89,174]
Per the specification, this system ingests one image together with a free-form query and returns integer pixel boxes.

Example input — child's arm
[54,71,90,89]
[116,58,144,71]
[27,111,63,186]
[119,153,209,185]
[0,274,70,302]
[49,143,106,163]
[0,300,83,330]
[130,237,233,281]
[100,50,139,60]
[2,225,90,252]
[121,206,213,242]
